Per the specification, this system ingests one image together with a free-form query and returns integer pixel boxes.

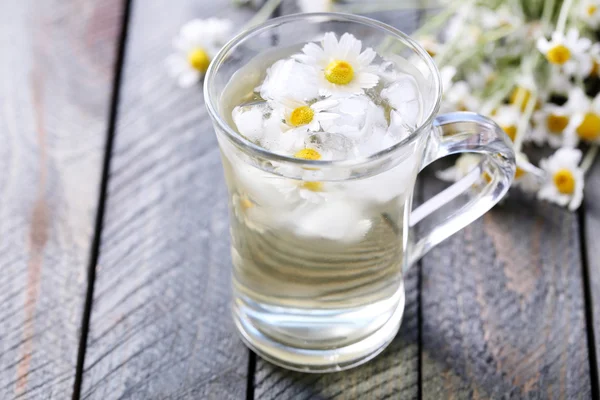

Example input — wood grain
[0,1,123,398]
[583,159,600,392]
[253,6,422,399]
[79,1,253,399]
[420,176,592,399]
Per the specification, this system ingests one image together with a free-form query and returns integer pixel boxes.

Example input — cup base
[232,293,405,373]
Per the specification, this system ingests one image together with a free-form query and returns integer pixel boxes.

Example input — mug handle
[407,112,516,269]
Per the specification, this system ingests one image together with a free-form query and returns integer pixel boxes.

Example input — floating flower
[166,18,232,87]
[294,32,379,96]
[493,106,522,142]
[297,0,334,13]
[538,148,584,210]
[273,97,340,136]
[537,29,592,77]
[531,103,572,148]
[564,88,600,145]
[579,0,600,28]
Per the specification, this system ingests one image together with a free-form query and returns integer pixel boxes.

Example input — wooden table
[1,0,598,398]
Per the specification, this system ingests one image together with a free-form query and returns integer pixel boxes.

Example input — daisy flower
[293,32,379,96]
[579,0,600,28]
[493,106,522,142]
[297,0,334,13]
[274,97,340,136]
[563,87,600,145]
[538,148,584,211]
[537,28,592,78]
[531,103,572,148]
[165,18,232,87]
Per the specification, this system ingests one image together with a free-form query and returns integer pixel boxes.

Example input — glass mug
[204,13,515,372]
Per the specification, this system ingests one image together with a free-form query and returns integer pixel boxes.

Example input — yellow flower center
[502,125,517,141]
[289,106,315,127]
[324,60,354,85]
[301,181,323,192]
[510,87,536,112]
[188,48,211,72]
[294,148,322,160]
[553,169,576,194]
[576,112,600,140]
[546,114,569,134]
[515,167,525,179]
[588,5,598,16]
[546,44,571,65]
[240,196,253,210]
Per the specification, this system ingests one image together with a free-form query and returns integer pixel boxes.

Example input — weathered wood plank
[0,1,124,398]
[583,159,600,393]
[80,1,254,399]
[254,6,422,400]
[421,176,592,399]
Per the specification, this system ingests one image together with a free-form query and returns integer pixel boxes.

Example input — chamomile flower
[564,87,600,145]
[443,81,480,112]
[531,103,572,148]
[537,28,592,77]
[297,0,334,13]
[294,32,379,96]
[579,0,600,28]
[493,106,522,142]
[166,18,232,87]
[274,97,340,135]
[538,148,584,211]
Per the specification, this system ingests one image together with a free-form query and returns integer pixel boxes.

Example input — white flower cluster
[430,0,600,211]
[228,32,423,242]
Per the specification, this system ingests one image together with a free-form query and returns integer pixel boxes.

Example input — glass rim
[204,12,442,168]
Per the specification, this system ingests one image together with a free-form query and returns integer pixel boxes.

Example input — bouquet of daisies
[420,0,600,210]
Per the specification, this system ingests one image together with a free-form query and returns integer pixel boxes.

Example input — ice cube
[320,96,387,141]
[259,59,319,102]
[381,74,422,128]
[306,131,358,160]
[232,102,266,142]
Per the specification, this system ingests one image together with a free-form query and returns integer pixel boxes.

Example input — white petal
[357,48,376,67]
[314,112,340,121]
[537,37,550,53]
[355,72,379,88]
[177,69,201,88]
[165,54,188,76]
[311,99,338,111]
[302,42,325,60]
[323,32,338,55]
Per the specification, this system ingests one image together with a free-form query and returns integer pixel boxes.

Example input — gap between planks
[71,1,134,399]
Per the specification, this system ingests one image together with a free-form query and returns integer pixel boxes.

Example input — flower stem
[542,0,557,26]
[582,145,599,173]
[556,0,574,35]
[241,0,281,31]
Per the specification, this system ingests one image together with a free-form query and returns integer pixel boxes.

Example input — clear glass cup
[204,13,515,373]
